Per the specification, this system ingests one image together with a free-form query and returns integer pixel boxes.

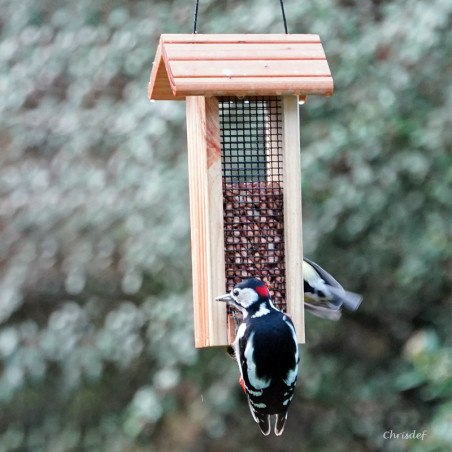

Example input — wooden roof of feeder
[148,34,334,101]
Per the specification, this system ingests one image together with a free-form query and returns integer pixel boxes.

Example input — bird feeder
[148,34,333,348]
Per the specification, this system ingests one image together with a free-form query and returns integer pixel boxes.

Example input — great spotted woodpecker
[216,278,299,436]
[303,257,363,321]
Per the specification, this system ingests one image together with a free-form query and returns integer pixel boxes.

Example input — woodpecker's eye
[233,288,240,297]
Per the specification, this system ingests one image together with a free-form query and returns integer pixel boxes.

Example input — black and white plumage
[303,257,363,321]
[216,278,299,436]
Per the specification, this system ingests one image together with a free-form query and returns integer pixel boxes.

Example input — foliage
[0,0,451,450]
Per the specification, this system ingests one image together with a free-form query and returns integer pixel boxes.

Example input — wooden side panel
[186,96,228,347]
[282,96,305,344]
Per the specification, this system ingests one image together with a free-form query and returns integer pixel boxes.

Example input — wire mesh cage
[219,97,287,327]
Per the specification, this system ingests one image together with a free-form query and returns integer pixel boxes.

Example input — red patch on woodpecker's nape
[255,285,269,298]
[239,375,246,394]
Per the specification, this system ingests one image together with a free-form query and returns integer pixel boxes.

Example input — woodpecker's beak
[216,293,233,303]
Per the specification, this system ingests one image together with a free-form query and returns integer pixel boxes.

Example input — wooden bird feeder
[148,34,333,348]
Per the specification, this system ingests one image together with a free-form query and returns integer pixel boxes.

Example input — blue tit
[303,257,363,321]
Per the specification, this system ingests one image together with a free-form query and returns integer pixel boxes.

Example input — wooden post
[186,96,228,347]
[282,95,305,343]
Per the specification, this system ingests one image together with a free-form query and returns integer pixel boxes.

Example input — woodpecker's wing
[238,330,272,395]
[237,329,272,436]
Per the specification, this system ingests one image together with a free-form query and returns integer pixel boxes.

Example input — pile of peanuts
[223,181,286,311]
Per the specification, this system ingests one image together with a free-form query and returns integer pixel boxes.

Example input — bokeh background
[1,0,451,451]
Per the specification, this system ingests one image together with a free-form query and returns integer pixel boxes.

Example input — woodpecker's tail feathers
[258,414,271,436]
[304,302,342,321]
[247,399,271,435]
[274,412,288,436]
[329,286,363,311]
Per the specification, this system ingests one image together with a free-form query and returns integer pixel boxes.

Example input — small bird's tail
[329,286,363,311]
[274,412,288,436]
[342,290,363,311]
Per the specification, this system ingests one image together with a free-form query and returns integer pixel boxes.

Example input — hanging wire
[193,0,199,34]
[280,0,289,34]
[193,0,289,34]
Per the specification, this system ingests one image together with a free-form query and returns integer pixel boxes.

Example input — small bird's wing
[304,302,342,320]
[303,257,343,290]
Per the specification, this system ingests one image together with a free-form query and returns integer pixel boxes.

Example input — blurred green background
[0,0,451,451]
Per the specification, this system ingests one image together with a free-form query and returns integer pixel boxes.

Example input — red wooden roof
[149,34,334,101]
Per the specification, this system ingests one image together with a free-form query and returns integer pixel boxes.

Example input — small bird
[216,278,299,436]
[303,257,363,321]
